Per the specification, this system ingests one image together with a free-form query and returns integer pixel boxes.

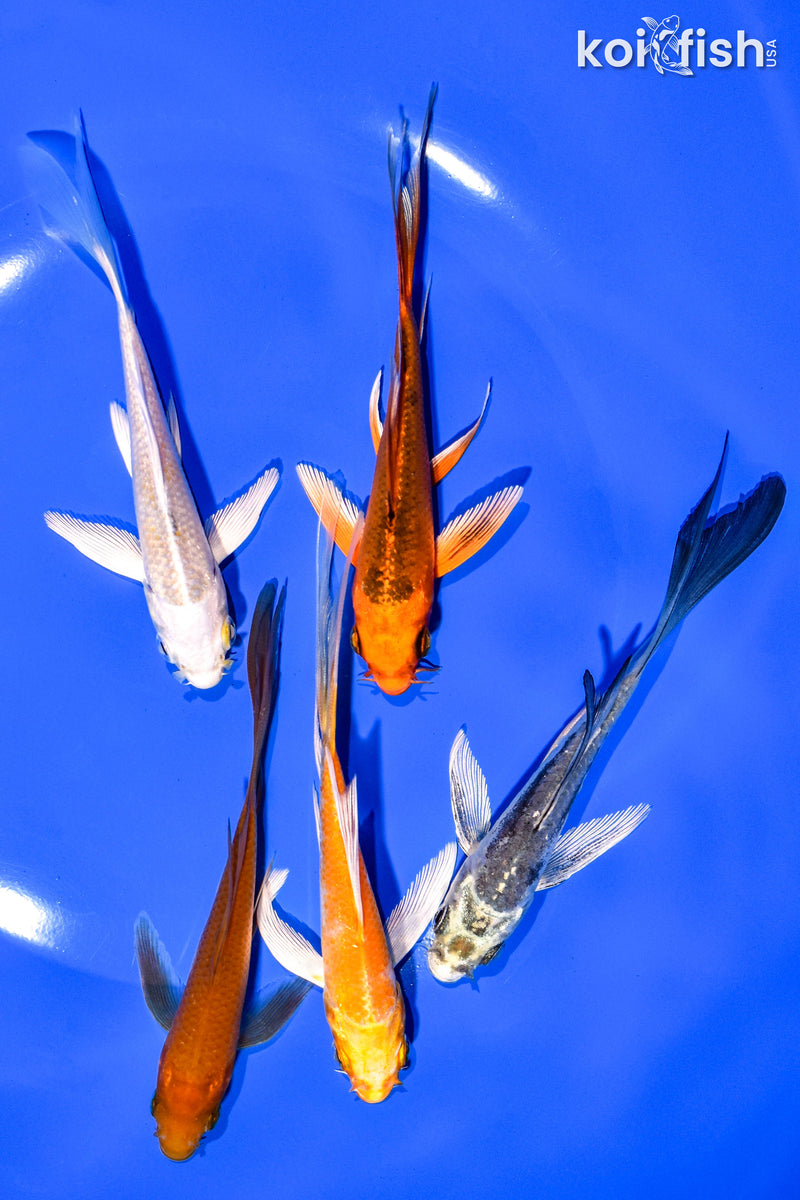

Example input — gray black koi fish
[428,439,786,982]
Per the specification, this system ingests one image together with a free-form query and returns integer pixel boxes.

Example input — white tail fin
[29,114,128,310]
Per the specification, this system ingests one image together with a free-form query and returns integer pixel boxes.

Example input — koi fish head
[426,892,503,983]
[151,1089,219,1161]
[146,584,235,690]
[352,621,433,696]
[327,994,408,1103]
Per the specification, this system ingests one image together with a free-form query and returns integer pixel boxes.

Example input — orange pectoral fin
[296,463,363,561]
[435,484,523,576]
[431,380,492,485]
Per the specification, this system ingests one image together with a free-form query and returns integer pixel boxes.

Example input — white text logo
[578,17,778,72]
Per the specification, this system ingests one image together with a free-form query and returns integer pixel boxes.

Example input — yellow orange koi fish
[256,513,456,1100]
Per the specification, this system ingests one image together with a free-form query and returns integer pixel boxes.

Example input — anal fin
[109,401,132,475]
[369,368,384,454]
[166,394,181,456]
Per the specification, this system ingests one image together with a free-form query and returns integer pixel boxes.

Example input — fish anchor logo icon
[642,14,694,75]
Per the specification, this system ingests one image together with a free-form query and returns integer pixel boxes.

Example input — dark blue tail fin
[641,437,785,665]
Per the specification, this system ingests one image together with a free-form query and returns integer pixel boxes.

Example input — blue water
[2,3,798,1197]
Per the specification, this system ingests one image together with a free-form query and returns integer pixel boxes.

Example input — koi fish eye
[150,1093,158,1117]
[157,639,169,659]
[221,616,235,652]
[416,628,431,658]
[350,626,361,654]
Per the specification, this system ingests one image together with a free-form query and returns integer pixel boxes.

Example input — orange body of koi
[316,526,407,1099]
[298,86,523,696]
[136,582,309,1158]
[256,514,457,1101]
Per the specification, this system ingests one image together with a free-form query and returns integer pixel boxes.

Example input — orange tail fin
[389,83,437,304]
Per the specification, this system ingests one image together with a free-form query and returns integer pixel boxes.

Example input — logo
[578,16,778,72]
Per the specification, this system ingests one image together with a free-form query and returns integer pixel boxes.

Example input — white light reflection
[0,254,28,294]
[0,883,59,946]
[422,139,499,201]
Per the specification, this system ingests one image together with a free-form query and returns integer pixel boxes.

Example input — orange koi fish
[298,86,522,695]
[135,581,310,1159]
[256,513,456,1101]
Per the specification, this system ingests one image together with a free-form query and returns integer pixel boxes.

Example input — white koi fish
[32,116,279,688]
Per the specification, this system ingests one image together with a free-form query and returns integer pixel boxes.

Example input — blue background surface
[1,3,797,1197]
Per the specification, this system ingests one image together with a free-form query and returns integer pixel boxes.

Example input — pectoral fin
[44,511,144,582]
[449,728,492,854]
[431,381,492,484]
[255,865,325,988]
[109,401,132,475]
[296,463,363,560]
[238,977,312,1048]
[369,368,384,453]
[386,842,458,966]
[535,804,651,891]
[134,913,183,1032]
[205,466,280,564]
[435,484,523,576]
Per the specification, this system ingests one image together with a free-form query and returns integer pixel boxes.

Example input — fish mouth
[426,946,467,984]
[157,1131,201,1162]
[182,665,226,690]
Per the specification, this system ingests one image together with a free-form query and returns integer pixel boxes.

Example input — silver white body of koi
[34,116,278,688]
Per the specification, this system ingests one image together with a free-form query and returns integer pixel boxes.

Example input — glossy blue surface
[2,2,797,1196]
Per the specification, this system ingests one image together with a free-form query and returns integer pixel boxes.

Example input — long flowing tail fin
[246,579,286,807]
[388,83,436,305]
[637,437,786,671]
[28,113,128,308]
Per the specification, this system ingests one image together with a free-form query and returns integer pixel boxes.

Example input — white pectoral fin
[134,913,183,1032]
[431,380,492,485]
[386,842,458,966]
[535,804,651,891]
[449,727,492,854]
[255,865,325,988]
[44,511,144,582]
[369,367,384,453]
[296,462,363,560]
[435,484,523,576]
[109,401,132,475]
[205,466,280,564]
[329,757,363,931]
[238,977,312,1048]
